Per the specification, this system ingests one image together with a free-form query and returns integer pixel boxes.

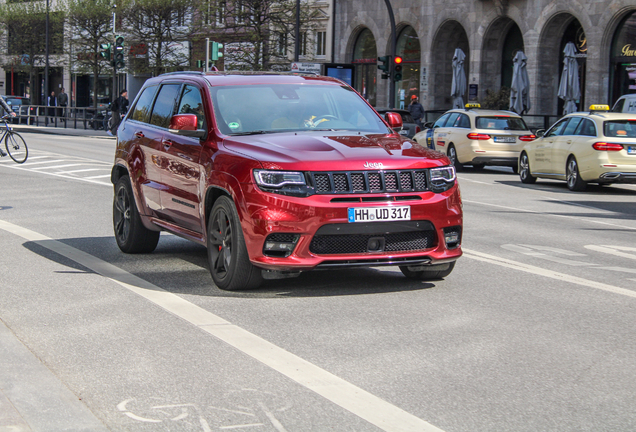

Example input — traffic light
[113,35,125,69]
[377,55,390,74]
[99,43,111,61]
[211,41,224,61]
[393,56,403,82]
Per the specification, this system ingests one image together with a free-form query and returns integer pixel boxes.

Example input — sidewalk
[10,124,114,139]
[0,319,109,431]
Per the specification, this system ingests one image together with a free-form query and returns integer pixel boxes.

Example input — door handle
[567,140,572,144]
[135,131,144,138]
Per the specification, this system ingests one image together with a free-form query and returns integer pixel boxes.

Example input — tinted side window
[545,118,569,137]
[562,117,582,135]
[433,113,450,128]
[455,114,471,128]
[131,86,158,123]
[177,85,206,129]
[445,113,460,128]
[574,119,597,136]
[150,84,181,128]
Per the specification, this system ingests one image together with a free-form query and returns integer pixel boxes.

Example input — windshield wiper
[230,130,272,136]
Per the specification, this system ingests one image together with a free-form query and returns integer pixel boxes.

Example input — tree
[64,0,113,109]
[204,0,319,71]
[0,1,64,103]
[121,0,202,76]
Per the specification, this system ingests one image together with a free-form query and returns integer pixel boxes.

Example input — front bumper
[241,185,463,271]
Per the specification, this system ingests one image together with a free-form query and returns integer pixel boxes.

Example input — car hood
[222,131,448,171]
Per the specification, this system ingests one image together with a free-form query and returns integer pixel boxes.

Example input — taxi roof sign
[589,104,610,112]
[465,103,481,109]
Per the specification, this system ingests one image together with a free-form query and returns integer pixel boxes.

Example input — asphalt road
[1,130,636,432]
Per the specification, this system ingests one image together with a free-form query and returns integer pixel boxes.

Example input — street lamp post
[294,0,300,62]
[112,4,117,104]
[45,0,49,115]
[383,0,396,108]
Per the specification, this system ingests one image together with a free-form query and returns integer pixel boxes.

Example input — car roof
[147,71,346,87]
[566,111,636,120]
[447,108,521,117]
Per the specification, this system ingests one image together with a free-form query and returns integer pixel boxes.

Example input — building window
[299,32,307,56]
[278,33,288,56]
[316,31,326,56]
[216,0,226,26]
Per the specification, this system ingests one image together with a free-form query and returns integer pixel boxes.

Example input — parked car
[1,96,32,122]
[611,94,636,113]
[413,103,536,172]
[374,108,421,138]
[111,71,463,291]
[519,104,636,191]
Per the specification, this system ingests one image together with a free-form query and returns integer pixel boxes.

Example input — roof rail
[158,71,205,77]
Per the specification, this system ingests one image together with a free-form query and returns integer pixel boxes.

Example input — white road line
[463,248,636,299]
[0,219,445,432]
[56,168,104,175]
[84,174,111,179]
[21,159,65,166]
[463,199,636,231]
[585,245,636,260]
[31,163,83,170]
[0,163,112,186]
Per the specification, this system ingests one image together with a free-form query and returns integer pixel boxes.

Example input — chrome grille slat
[310,170,428,194]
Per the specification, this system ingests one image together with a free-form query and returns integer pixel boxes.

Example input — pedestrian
[108,90,129,136]
[47,91,57,123]
[57,88,68,122]
[408,95,425,128]
[0,98,17,157]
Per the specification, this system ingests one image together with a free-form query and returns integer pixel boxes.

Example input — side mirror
[385,112,403,132]
[424,122,433,129]
[169,114,206,138]
[535,129,545,138]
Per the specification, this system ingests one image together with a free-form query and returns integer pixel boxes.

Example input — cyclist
[0,98,17,157]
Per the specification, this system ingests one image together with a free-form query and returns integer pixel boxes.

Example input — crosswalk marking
[31,163,84,170]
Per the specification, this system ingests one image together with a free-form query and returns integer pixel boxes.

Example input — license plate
[628,146,636,155]
[494,136,516,143]
[348,206,411,223]
[399,129,409,135]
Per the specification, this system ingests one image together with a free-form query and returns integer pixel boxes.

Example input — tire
[5,132,28,164]
[113,175,160,253]
[566,156,587,191]
[207,196,263,291]
[400,261,455,281]
[471,163,485,171]
[447,145,463,171]
[519,152,537,184]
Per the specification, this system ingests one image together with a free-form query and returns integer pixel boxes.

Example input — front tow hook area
[261,269,302,280]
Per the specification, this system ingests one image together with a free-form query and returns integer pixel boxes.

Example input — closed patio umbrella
[509,51,531,114]
[451,48,467,109]
[558,42,581,115]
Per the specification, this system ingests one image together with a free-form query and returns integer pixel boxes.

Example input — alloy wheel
[114,185,131,244]
[209,208,233,280]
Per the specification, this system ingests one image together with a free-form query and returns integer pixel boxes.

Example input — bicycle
[0,115,28,164]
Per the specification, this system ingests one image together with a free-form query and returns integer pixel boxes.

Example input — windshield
[604,120,636,137]
[209,84,389,136]
[476,116,528,131]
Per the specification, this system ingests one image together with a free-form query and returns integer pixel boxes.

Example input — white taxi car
[413,103,536,172]
[518,105,636,191]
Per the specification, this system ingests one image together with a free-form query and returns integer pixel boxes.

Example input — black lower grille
[311,169,427,194]
[310,230,436,255]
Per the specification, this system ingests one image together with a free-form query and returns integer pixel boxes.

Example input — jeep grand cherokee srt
[111,72,463,290]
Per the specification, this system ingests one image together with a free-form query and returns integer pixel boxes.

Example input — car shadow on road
[21,235,438,299]
[496,179,636,196]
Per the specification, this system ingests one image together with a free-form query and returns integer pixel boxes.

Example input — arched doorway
[395,26,421,109]
[352,28,378,106]
[610,11,636,105]
[431,20,469,110]
[481,18,524,95]
[537,14,586,115]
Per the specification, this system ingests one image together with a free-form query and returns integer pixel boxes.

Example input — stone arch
[602,7,636,104]
[430,20,469,110]
[480,17,524,95]
[350,27,378,106]
[536,12,584,114]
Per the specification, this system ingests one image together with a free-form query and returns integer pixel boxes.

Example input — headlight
[429,166,456,192]
[254,170,313,197]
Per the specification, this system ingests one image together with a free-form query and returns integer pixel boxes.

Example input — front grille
[310,170,428,194]
[310,230,436,255]
[266,233,297,243]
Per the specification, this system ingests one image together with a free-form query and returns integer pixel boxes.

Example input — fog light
[263,234,300,257]
[443,226,462,249]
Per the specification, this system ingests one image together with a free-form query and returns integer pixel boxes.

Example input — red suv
[111,72,462,290]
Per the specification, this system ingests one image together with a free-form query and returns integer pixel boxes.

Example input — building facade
[335,0,636,115]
